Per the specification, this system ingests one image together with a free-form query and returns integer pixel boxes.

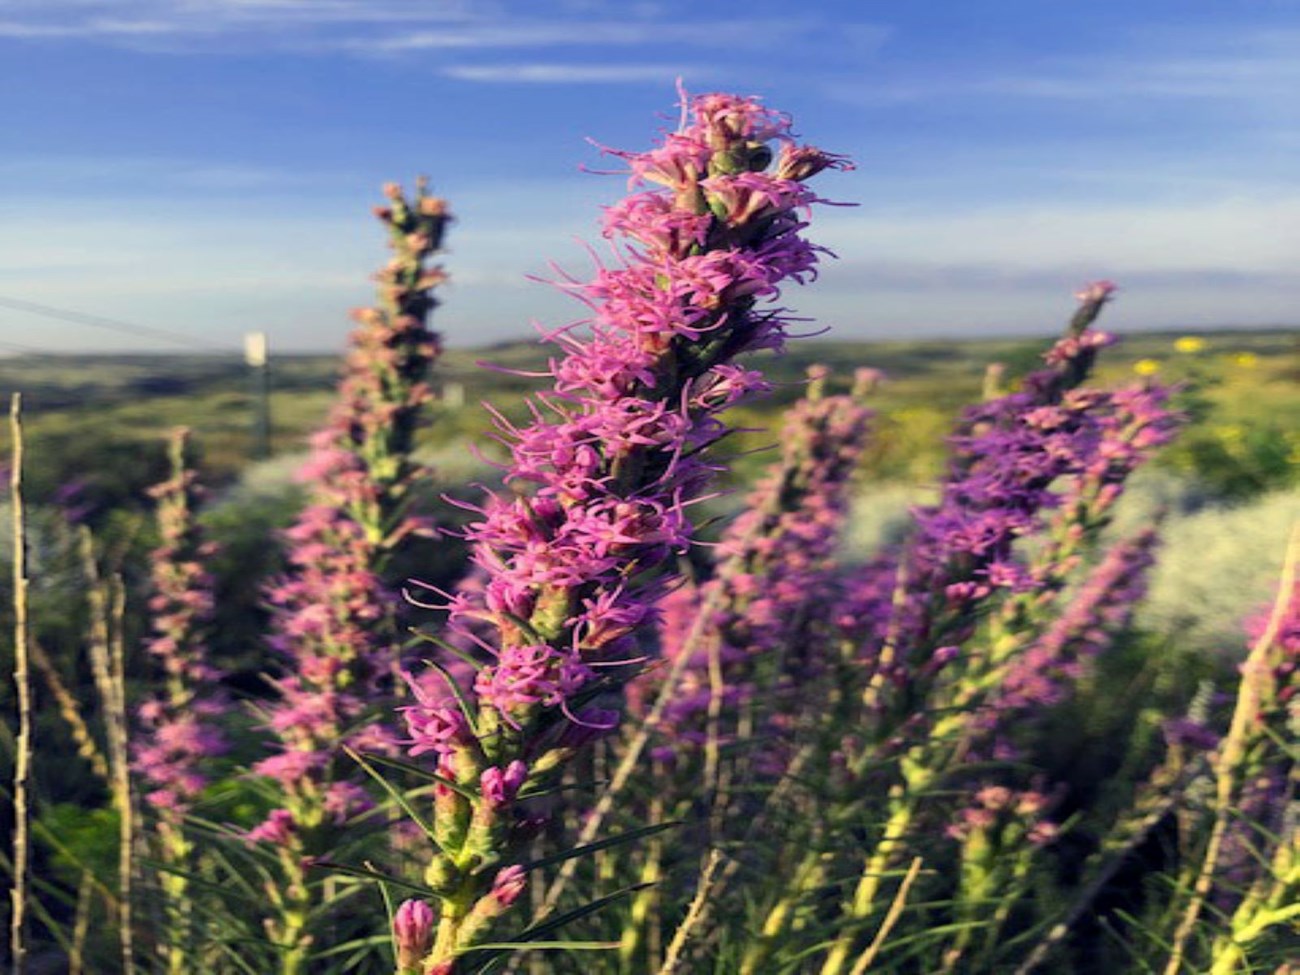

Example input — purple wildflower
[403,89,848,969]
[248,182,450,843]
[840,284,1179,738]
[131,429,227,817]
[977,527,1162,746]
[246,808,298,847]
[635,365,875,763]
[242,183,449,975]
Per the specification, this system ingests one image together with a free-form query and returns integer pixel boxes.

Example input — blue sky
[1,0,1297,353]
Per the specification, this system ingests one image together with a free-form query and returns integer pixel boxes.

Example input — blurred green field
[0,327,1296,975]
[0,327,1295,507]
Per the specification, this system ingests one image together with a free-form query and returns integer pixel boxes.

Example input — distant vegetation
[2,327,1295,502]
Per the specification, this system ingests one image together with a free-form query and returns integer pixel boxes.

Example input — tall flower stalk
[614,366,873,970]
[636,365,874,790]
[1167,530,1298,974]
[736,285,1180,975]
[976,526,1161,751]
[817,292,1180,974]
[392,90,848,973]
[247,180,451,974]
[131,428,227,975]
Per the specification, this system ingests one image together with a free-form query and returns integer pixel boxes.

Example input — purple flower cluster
[131,428,228,816]
[249,182,450,840]
[979,527,1161,743]
[635,365,875,758]
[946,784,1060,848]
[433,94,846,735]
[1240,573,1299,718]
[401,91,848,968]
[844,285,1179,713]
[1217,573,1299,903]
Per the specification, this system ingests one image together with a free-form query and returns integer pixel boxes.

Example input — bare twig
[79,527,137,975]
[9,392,32,975]
[848,856,924,975]
[1161,526,1299,975]
[110,573,137,975]
[657,850,724,975]
[30,639,109,783]
[70,870,94,975]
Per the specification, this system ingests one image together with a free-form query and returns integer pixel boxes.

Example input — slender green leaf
[521,821,681,873]
[343,745,442,849]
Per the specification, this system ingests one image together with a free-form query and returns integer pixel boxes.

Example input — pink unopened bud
[774,143,853,181]
[1074,280,1117,305]
[246,809,296,847]
[480,760,528,808]
[490,865,527,909]
[393,899,434,969]
[975,786,1014,811]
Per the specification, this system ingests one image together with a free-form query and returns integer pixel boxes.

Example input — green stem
[820,788,918,975]
[1207,941,1244,975]
[739,851,828,975]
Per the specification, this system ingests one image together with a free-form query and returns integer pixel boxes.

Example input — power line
[0,294,238,353]
[0,336,44,355]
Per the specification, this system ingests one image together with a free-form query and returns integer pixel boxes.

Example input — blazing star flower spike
[246,180,451,975]
[399,89,849,972]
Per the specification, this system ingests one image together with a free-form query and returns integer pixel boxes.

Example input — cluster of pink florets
[131,431,228,814]
[641,365,876,756]
[248,184,450,841]
[390,93,849,966]
[422,94,850,759]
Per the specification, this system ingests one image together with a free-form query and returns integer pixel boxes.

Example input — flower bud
[490,864,527,909]
[393,899,434,970]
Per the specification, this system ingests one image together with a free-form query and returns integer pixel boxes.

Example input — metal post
[244,331,271,460]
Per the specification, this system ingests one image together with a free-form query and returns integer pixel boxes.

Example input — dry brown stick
[703,626,726,841]
[1161,525,1299,975]
[69,870,94,975]
[80,528,115,753]
[847,856,923,975]
[9,393,32,975]
[79,528,137,975]
[30,639,109,783]
[109,573,137,975]
[656,849,724,975]
[536,585,726,917]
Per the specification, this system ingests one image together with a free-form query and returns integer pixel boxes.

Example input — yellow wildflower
[1133,358,1161,376]
[1174,335,1207,354]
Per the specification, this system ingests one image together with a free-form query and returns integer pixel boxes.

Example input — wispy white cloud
[829,25,1300,108]
[441,62,700,84]
[351,18,880,54]
[0,1,887,60]
[0,155,306,191]
[0,0,484,43]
